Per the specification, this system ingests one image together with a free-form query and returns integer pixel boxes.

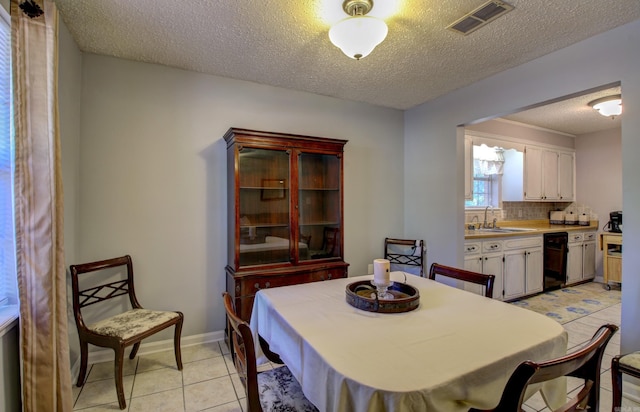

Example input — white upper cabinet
[558,151,575,201]
[504,144,575,202]
[525,147,560,200]
[523,146,544,200]
[465,132,575,203]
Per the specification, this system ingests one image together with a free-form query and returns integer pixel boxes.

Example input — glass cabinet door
[298,152,341,261]
[238,147,290,266]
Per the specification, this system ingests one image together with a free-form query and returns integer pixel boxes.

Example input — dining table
[249,272,568,412]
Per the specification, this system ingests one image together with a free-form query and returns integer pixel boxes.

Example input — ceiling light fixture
[329,0,388,60]
[588,94,622,119]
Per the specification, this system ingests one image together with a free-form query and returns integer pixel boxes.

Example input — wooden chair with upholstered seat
[612,350,640,409]
[384,237,425,277]
[222,292,318,412]
[470,324,618,412]
[312,227,340,259]
[429,262,495,298]
[70,255,184,410]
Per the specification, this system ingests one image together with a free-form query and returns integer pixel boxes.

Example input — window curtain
[474,144,505,176]
[11,0,73,411]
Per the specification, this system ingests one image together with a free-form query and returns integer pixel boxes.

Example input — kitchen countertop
[465,219,600,240]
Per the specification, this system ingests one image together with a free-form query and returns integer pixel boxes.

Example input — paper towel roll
[373,259,390,285]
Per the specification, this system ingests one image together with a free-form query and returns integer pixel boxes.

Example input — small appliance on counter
[550,211,565,225]
[564,211,578,225]
[605,211,622,233]
[579,213,590,226]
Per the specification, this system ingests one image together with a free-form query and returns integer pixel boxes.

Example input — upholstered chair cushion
[88,308,180,340]
[619,352,640,370]
[257,365,319,412]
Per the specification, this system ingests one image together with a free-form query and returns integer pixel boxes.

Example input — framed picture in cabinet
[260,179,286,200]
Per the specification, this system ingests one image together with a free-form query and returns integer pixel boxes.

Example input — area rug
[510,282,621,324]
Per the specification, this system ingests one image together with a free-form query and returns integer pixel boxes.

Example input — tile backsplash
[465,202,597,223]
[502,202,596,221]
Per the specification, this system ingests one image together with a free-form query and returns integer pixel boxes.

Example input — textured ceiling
[500,85,623,136]
[55,0,637,132]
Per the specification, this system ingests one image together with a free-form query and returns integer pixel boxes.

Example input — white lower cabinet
[464,240,504,300]
[566,231,596,285]
[583,236,596,280]
[566,233,583,285]
[465,236,543,301]
[502,236,543,300]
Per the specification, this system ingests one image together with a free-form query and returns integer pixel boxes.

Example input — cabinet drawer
[243,273,312,295]
[464,242,482,255]
[503,236,543,250]
[310,268,344,282]
[234,267,348,297]
[568,233,583,243]
[482,240,503,253]
[583,232,596,242]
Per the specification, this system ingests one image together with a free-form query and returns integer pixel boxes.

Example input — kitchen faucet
[468,215,479,230]
[483,206,493,228]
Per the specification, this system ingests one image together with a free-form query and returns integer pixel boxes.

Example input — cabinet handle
[254,282,271,290]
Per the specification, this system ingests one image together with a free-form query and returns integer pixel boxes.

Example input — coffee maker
[606,211,622,233]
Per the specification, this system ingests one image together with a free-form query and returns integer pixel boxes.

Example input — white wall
[74,54,404,342]
[405,20,640,354]
[59,9,83,365]
[575,128,622,277]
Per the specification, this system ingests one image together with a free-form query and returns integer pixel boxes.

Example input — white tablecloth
[250,272,568,412]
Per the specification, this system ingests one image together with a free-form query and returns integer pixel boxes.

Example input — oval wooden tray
[345,280,420,313]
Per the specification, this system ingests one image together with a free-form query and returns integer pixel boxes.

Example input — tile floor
[72,282,639,412]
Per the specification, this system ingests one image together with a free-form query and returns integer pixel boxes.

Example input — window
[465,145,503,208]
[466,163,494,207]
[0,5,17,324]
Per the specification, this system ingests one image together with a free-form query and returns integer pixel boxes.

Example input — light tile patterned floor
[72,282,639,412]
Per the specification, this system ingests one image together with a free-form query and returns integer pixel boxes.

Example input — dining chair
[470,324,618,412]
[384,237,425,277]
[70,255,184,410]
[612,350,640,409]
[222,292,318,412]
[428,262,494,298]
[312,227,340,259]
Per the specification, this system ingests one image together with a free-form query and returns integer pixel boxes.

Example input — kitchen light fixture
[588,94,622,119]
[329,0,388,60]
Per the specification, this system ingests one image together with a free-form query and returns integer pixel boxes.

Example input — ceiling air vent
[447,1,514,35]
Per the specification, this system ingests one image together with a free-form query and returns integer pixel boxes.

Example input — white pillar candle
[373,259,390,285]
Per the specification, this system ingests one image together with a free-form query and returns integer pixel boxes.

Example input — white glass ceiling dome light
[589,94,623,119]
[329,0,388,60]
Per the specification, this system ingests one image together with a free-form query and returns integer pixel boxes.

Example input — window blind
[0,6,17,307]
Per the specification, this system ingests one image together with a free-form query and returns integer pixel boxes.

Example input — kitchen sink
[476,227,538,233]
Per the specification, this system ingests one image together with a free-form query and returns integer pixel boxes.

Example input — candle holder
[371,280,394,300]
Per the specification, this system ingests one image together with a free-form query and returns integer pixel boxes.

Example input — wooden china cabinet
[225,128,349,321]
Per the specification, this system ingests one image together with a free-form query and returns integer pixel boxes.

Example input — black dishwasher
[543,232,568,291]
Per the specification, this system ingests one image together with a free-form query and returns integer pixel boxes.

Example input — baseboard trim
[70,330,225,383]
